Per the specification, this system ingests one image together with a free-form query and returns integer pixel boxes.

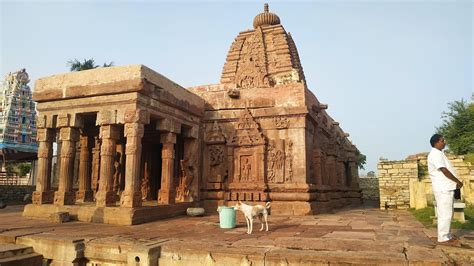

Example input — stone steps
[0,243,42,266]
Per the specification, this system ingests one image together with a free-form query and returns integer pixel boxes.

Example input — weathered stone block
[186,207,205,217]
[50,212,70,223]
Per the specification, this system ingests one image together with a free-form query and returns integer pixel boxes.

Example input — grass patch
[465,152,474,165]
[410,206,474,230]
[409,207,435,227]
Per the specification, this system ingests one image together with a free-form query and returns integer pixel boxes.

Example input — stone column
[54,127,79,205]
[158,132,176,205]
[76,132,93,202]
[32,128,55,204]
[120,122,144,207]
[91,136,101,194]
[96,125,120,207]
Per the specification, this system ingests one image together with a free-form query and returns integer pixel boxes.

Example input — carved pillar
[91,136,101,194]
[120,122,144,207]
[76,132,93,202]
[32,128,55,204]
[54,127,79,205]
[96,125,120,207]
[158,132,176,205]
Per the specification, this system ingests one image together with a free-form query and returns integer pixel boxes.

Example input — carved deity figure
[241,157,252,181]
[209,146,224,166]
[113,152,121,193]
[141,161,150,201]
[176,159,195,202]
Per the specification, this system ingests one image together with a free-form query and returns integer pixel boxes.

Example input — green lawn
[409,206,474,230]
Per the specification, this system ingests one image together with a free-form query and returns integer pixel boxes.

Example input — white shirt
[427,147,457,192]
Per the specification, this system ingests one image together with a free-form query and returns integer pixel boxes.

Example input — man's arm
[439,167,463,188]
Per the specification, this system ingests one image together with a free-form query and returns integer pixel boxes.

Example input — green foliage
[356,150,366,170]
[417,160,428,180]
[67,58,114,72]
[409,207,435,227]
[465,152,474,165]
[17,163,31,177]
[410,206,474,230]
[437,97,474,155]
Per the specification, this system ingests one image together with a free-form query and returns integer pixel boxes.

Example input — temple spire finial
[264,3,269,12]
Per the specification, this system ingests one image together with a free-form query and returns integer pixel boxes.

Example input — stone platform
[2,203,474,265]
[23,201,195,225]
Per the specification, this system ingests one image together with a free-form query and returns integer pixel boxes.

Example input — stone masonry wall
[0,185,35,203]
[378,161,417,209]
[359,177,379,200]
[378,153,474,210]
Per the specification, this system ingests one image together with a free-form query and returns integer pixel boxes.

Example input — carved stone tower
[190,4,362,215]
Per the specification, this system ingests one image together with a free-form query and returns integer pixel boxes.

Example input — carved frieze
[266,140,285,183]
[205,121,226,144]
[272,116,289,129]
[229,109,265,146]
[234,28,271,89]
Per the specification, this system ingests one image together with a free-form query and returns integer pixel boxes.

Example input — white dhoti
[434,190,454,242]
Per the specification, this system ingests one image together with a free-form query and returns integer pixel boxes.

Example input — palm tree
[67,58,114,72]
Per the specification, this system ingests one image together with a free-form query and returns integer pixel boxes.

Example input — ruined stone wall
[0,185,35,203]
[359,177,379,200]
[378,153,474,210]
[378,160,417,209]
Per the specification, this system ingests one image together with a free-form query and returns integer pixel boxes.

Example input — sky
[1,0,472,174]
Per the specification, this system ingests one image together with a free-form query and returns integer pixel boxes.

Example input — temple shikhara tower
[190,4,361,214]
[0,69,38,155]
[24,4,362,224]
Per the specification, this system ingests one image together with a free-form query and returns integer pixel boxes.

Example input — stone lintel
[124,109,149,124]
[156,118,181,134]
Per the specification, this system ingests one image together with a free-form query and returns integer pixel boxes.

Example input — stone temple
[0,69,38,156]
[24,4,362,224]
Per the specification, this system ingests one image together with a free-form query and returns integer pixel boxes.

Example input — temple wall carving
[27,5,362,219]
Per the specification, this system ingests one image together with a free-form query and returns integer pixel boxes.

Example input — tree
[356,150,367,170]
[67,58,114,72]
[437,97,474,155]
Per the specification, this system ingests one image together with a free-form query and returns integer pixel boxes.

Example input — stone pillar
[91,136,101,194]
[32,128,55,204]
[76,132,93,202]
[54,127,80,205]
[158,132,176,205]
[96,125,120,207]
[120,122,144,207]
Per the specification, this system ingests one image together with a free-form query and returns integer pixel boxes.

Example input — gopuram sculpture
[24,4,361,224]
[0,69,38,155]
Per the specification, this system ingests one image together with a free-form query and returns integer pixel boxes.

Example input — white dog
[234,201,271,234]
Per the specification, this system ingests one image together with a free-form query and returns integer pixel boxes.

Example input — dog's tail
[265,202,271,209]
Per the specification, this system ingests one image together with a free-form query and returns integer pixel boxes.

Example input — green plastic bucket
[218,206,236,229]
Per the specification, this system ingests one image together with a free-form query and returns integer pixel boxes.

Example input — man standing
[428,134,463,245]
